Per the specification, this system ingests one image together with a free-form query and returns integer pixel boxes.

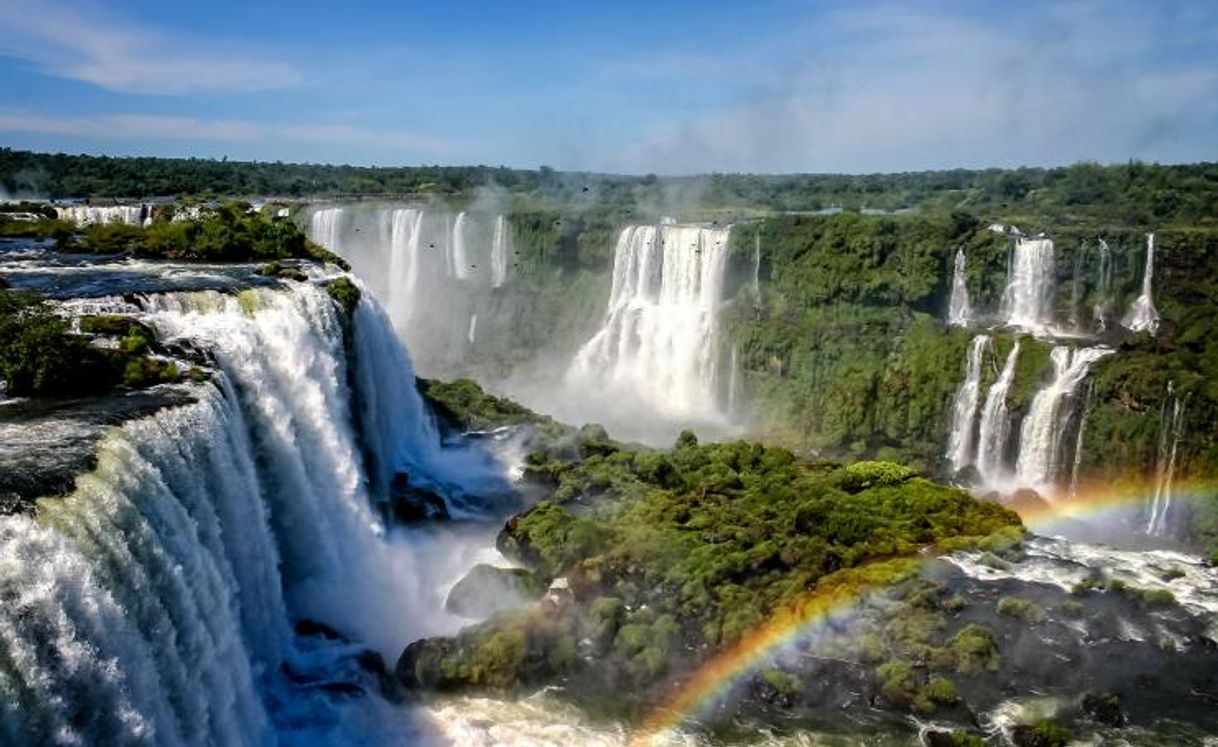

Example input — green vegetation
[0,294,185,396]
[397,425,1022,718]
[324,276,361,316]
[45,201,346,265]
[997,596,1048,625]
[5,149,1217,227]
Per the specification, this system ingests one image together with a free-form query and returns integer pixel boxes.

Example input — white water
[975,343,1020,486]
[947,249,972,327]
[1002,236,1055,332]
[1125,233,1160,335]
[566,223,731,422]
[468,313,478,345]
[945,335,989,474]
[1093,239,1113,330]
[1146,382,1187,536]
[307,206,509,376]
[751,232,761,302]
[1014,346,1113,494]
[1068,381,1093,498]
[491,214,510,288]
[727,343,740,418]
[56,204,152,227]
[0,282,514,744]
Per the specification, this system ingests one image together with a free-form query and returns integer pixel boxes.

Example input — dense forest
[3,148,1218,226]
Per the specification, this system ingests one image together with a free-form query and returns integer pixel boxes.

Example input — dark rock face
[445,563,543,619]
[388,472,450,523]
[1082,691,1126,727]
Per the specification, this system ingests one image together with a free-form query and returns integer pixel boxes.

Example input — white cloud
[0,3,300,94]
[609,3,1218,173]
[0,110,455,157]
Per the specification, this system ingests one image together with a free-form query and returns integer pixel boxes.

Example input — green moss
[946,624,1001,675]
[997,596,1047,625]
[324,276,361,317]
[760,668,805,697]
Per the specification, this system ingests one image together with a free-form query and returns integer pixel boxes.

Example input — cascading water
[726,343,740,418]
[307,206,508,376]
[0,282,512,744]
[1002,236,1055,332]
[56,204,152,227]
[947,249,972,327]
[1093,239,1113,330]
[565,223,731,421]
[490,215,510,288]
[975,343,1020,486]
[1068,381,1094,498]
[1014,346,1113,494]
[1125,233,1160,335]
[945,335,989,474]
[1146,382,1187,536]
[751,232,761,304]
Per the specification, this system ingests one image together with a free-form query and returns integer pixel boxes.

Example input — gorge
[2,156,1218,746]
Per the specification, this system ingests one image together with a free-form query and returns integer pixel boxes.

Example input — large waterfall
[566,223,731,422]
[975,343,1020,486]
[1002,236,1055,332]
[0,283,510,744]
[307,206,511,375]
[1125,233,1160,335]
[947,249,972,327]
[1013,346,1113,492]
[945,335,989,474]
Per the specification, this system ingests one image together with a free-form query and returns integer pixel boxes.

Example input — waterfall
[491,215,510,288]
[947,249,972,327]
[56,204,150,227]
[1125,233,1160,335]
[727,343,740,418]
[566,224,731,421]
[1002,236,1055,332]
[468,314,478,345]
[1068,381,1094,498]
[975,343,1020,486]
[1147,382,1187,536]
[0,282,510,744]
[751,232,761,303]
[310,206,344,255]
[946,335,990,474]
[387,208,426,332]
[307,205,504,375]
[450,212,471,280]
[1094,239,1113,331]
[1014,346,1113,494]
[1069,246,1083,330]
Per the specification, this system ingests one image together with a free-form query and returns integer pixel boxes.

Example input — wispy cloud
[0,110,456,157]
[611,2,1218,173]
[0,2,300,95]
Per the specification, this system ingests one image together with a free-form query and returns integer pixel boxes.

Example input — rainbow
[630,477,1216,743]
[630,558,921,744]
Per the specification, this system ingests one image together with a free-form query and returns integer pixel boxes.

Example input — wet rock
[389,472,450,523]
[1082,691,1126,727]
[445,563,543,618]
[294,619,346,640]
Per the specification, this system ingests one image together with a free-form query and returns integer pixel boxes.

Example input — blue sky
[0,0,1215,174]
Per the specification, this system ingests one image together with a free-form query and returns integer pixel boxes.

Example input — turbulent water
[0,281,515,745]
[947,249,972,327]
[1147,382,1188,536]
[975,343,1020,486]
[566,223,731,423]
[1013,346,1113,493]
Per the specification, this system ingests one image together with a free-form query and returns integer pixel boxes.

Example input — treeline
[3,148,1217,226]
